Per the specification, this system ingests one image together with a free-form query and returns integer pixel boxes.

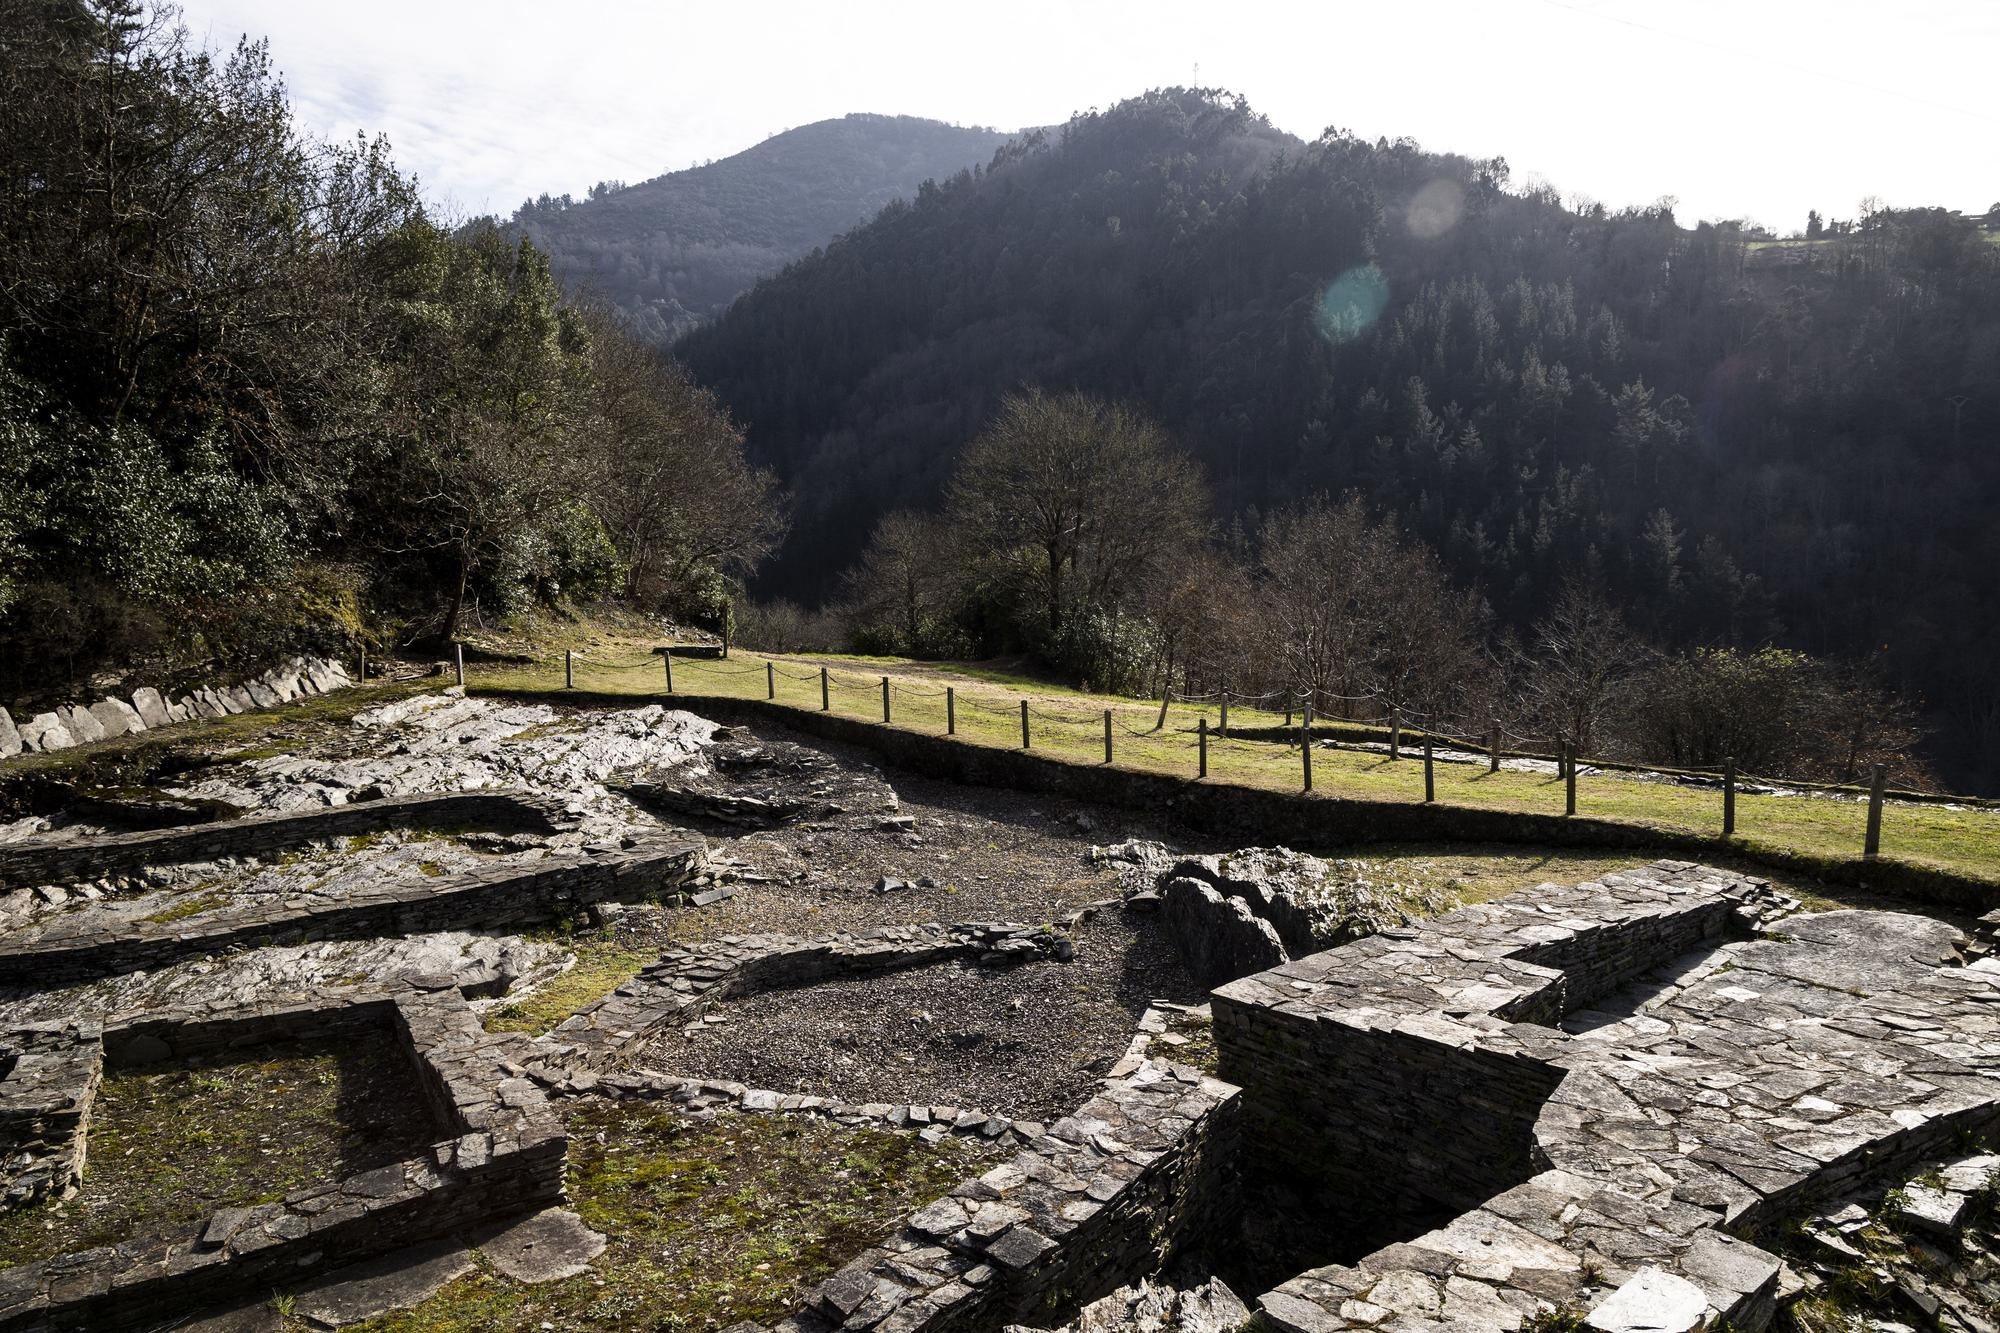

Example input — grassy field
[465,638,2000,888]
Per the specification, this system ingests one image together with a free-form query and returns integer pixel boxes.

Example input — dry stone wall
[0,788,572,888]
[0,655,352,758]
[1211,861,2000,1333]
[0,835,706,984]
[759,1058,1241,1333]
[0,1023,99,1209]
[0,981,564,1332]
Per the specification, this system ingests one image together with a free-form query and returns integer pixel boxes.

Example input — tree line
[680,88,2000,791]
[0,0,783,699]
[742,388,1929,789]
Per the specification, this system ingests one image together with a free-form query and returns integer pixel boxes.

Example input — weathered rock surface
[622,734,897,829]
[58,703,105,744]
[0,708,19,758]
[469,1207,607,1283]
[130,686,171,728]
[17,711,70,752]
[1160,876,1285,989]
[1011,1276,1252,1332]
[292,1240,476,1328]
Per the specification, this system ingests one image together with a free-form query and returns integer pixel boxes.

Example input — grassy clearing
[467,639,2000,887]
[319,1105,1002,1333]
[0,1036,436,1269]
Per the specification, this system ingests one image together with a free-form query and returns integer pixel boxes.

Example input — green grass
[313,1105,1002,1333]
[483,937,656,1036]
[469,641,2000,889]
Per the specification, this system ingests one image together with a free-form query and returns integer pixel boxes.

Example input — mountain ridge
[512,113,1015,344]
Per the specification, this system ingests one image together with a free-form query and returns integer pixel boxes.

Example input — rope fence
[522,644,1986,861]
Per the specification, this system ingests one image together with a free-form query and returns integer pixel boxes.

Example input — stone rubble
[1005,1276,1252,1333]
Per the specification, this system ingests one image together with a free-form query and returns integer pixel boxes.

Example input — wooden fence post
[946,687,955,735]
[1423,737,1435,802]
[1489,719,1501,774]
[1219,686,1229,737]
[454,643,464,688]
[1301,703,1314,791]
[766,661,775,700]
[1198,718,1208,778]
[881,677,891,724]
[820,666,829,711]
[1020,700,1031,749]
[664,650,674,694]
[1865,763,1886,856]
[1390,707,1402,760]
[564,650,574,690]
[1563,743,1576,815]
[1723,757,1736,837]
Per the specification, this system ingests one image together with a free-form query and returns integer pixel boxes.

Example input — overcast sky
[177,0,1995,231]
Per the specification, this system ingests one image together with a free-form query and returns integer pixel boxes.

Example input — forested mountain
[511,115,1014,344]
[677,89,2000,786]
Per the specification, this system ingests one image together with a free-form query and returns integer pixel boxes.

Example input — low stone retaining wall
[0,981,565,1332]
[1,655,353,758]
[533,915,1085,1079]
[0,1023,100,1208]
[572,1068,1053,1148]
[0,837,706,983]
[0,788,573,889]
[758,1059,1240,1333]
[511,691,2000,912]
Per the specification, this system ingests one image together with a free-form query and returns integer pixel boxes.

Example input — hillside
[674,88,2000,787]
[514,114,1015,343]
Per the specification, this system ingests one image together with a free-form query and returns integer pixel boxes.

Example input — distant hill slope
[514,114,1014,344]
[675,87,2000,787]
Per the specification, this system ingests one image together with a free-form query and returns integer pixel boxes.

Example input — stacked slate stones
[1,655,352,757]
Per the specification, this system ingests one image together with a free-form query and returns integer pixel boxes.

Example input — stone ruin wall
[0,984,567,1333]
[1,655,354,758]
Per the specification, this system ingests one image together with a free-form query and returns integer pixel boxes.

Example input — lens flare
[1314,265,1390,346]
[1405,178,1465,239]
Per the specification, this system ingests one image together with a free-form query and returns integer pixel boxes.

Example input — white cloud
[178,0,1997,229]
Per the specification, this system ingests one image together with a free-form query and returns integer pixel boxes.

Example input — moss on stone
[0,1035,437,1270]
[311,1105,1002,1333]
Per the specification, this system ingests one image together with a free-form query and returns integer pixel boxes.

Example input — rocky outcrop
[621,734,898,829]
[1161,876,1286,989]
[4,655,353,756]
[1009,1277,1251,1333]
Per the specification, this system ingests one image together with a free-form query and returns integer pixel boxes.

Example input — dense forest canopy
[509,115,1014,345]
[677,89,2000,788]
[0,0,782,695]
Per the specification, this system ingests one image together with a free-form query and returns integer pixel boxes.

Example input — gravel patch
[641,912,1199,1120]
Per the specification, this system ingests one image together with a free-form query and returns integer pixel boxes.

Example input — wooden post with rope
[1865,764,1886,856]
[1301,703,1314,791]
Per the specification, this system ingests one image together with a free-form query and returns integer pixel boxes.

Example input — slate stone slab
[469,1207,607,1283]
